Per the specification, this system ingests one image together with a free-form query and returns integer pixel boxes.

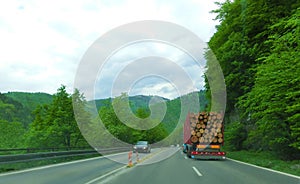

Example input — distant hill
[0,93,30,127]
[1,90,207,130]
[129,95,169,112]
[2,92,53,127]
[92,91,207,134]
[5,92,53,113]
[92,95,169,112]
[159,90,208,133]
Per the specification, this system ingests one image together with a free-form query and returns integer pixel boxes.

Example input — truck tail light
[217,152,225,155]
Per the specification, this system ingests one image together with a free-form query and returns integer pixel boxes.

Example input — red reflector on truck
[191,151,198,155]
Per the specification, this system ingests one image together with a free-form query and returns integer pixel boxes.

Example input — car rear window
[136,141,148,145]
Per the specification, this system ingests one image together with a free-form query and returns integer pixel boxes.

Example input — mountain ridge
[2,90,207,129]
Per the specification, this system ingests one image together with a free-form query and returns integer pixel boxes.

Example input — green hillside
[129,95,169,112]
[91,91,207,132]
[0,91,207,129]
[5,92,53,113]
[0,93,32,127]
[160,90,208,133]
[0,93,27,148]
[2,92,53,127]
[92,95,169,112]
[0,89,207,149]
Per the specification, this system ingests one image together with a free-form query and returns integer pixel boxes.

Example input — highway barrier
[0,147,131,164]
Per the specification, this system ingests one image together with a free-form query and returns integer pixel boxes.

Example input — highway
[103,148,300,184]
[0,147,299,184]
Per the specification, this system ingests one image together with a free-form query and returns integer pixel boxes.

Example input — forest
[0,86,207,150]
[205,0,299,160]
[0,0,299,162]
[0,87,90,149]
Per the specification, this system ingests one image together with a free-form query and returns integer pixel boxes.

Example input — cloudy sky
[0,0,222,100]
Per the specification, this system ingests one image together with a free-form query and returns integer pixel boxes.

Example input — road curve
[0,148,299,184]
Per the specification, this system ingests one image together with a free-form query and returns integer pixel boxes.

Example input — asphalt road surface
[0,148,163,184]
[0,147,299,184]
[101,148,300,184]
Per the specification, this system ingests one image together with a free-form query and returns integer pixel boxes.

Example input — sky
[0,0,222,100]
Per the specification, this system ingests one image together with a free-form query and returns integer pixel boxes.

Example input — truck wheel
[187,151,191,158]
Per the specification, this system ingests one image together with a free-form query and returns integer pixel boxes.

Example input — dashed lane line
[192,166,203,177]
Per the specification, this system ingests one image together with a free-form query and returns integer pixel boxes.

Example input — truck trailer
[184,112,226,160]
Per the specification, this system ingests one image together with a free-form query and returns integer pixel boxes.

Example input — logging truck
[184,112,226,160]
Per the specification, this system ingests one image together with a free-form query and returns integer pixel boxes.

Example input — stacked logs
[188,112,224,144]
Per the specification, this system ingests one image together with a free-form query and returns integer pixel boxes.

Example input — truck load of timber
[183,112,226,160]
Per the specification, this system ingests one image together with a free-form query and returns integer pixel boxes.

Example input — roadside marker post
[127,151,133,167]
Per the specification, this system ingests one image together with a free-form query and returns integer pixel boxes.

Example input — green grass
[226,150,300,176]
[0,154,100,173]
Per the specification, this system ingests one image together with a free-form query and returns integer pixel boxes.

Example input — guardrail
[0,147,93,154]
[0,147,131,164]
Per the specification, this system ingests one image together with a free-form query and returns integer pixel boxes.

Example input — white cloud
[92,41,205,100]
[0,0,221,98]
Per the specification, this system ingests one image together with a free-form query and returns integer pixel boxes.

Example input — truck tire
[187,149,191,158]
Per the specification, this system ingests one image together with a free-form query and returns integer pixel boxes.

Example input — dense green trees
[239,8,300,159]
[0,120,25,148]
[98,93,168,144]
[26,85,90,148]
[0,86,207,149]
[0,93,32,127]
[206,0,299,159]
[0,93,27,148]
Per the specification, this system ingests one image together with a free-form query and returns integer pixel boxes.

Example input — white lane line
[0,156,102,177]
[227,158,300,179]
[85,166,127,184]
[0,152,127,177]
[192,166,203,176]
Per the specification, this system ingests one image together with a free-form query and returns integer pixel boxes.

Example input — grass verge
[226,150,300,176]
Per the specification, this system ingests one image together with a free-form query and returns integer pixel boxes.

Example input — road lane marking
[85,165,127,184]
[227,158,300,179]
[136,148,167,165]
[0,152,127,177]
[0,156,102,177]
[192,166,203,176]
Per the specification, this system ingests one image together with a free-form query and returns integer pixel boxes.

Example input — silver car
[133,141,151,153]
